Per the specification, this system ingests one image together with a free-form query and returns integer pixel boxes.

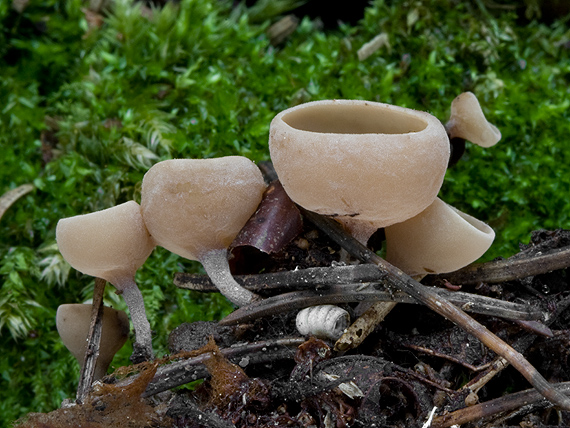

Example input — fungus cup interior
[56,303,130,380]
[269,99,450,244]
[140,157,266,307]
[281,102,428,134]
[56,201,155,360]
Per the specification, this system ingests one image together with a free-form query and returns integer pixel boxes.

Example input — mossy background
[0,0,568,424]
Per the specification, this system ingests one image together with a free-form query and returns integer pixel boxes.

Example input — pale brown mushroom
[269,99,450,244]
[140,157,266,307]
[56,201,155,360]
[385,197,495,276]
[445,92,501,148]
[56,303,129,380]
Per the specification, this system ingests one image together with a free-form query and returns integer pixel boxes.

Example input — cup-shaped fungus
[269,99,450,243]
[56,304,130,380]
[385,198,495,276]
[445,92,501,148]
[140,157,266,307]
[56,201,155,360]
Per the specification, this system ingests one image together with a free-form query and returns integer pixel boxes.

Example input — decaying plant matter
[24,186,570,428]
[16,361,168,428]
[40,91,570,426]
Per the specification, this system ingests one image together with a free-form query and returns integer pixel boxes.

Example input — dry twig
[459,292,570,400]
[267,15,299,46]
[112,337,305,397]
[219,283,546,325]
[433,382,570,427]
[335,301,397,352]
[299,208,570,410]
[175,263,384,294]
[436,245,570,285]
[76,277,106,403]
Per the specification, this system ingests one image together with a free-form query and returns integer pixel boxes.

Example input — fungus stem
[200,249,261,307]
[118,278,154,361]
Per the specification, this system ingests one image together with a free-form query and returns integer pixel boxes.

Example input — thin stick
[182,265,549,324]
[219,284,546,325]
[300,208,570,410]
[335,301,397,352]
[266,15,299,46]
[112,337,305,397]
[432,382,570,428]
[459,293,570,396]
[76,277,106,403]
[436,245,570,285]
[461,356,510,393]
[174,263,383,294]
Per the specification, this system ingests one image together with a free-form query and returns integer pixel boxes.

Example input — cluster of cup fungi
[55,92,502,388]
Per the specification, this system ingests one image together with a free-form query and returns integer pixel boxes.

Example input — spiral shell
[296,305,350,340]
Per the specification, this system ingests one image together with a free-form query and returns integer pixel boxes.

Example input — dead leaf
[231,180,303,254]
[0,184,34,223]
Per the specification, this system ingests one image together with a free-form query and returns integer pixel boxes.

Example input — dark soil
[165,227,570,428]
[17,220,570,428]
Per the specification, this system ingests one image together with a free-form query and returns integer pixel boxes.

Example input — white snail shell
[296,305,350,340]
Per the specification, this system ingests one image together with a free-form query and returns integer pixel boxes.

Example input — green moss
[1,0,569,423]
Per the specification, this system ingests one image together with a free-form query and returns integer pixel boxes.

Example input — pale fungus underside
[56,201,155,361]
[56,303,129,380]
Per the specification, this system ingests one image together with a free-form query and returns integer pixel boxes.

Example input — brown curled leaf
[231,180,303,254]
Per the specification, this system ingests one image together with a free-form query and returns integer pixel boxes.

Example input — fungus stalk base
[337,217,378,247]
[201,249,260,307]
[118,278,154,360]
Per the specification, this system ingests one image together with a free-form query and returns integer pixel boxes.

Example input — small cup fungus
[140,157,266,307]
[385,198,495,276]
[56,303,130,380]
[56,201,155,360]
[445,92,501,148]
[269,99,450,243]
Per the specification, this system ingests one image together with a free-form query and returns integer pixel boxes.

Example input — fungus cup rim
[275,99,435,136]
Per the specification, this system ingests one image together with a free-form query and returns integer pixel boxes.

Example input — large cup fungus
[56,303,130,380]
[56,201,155,360]
[269,98,499,342]
[140,157,266,307]
[385,198,495,276]
[269,99,450,244]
